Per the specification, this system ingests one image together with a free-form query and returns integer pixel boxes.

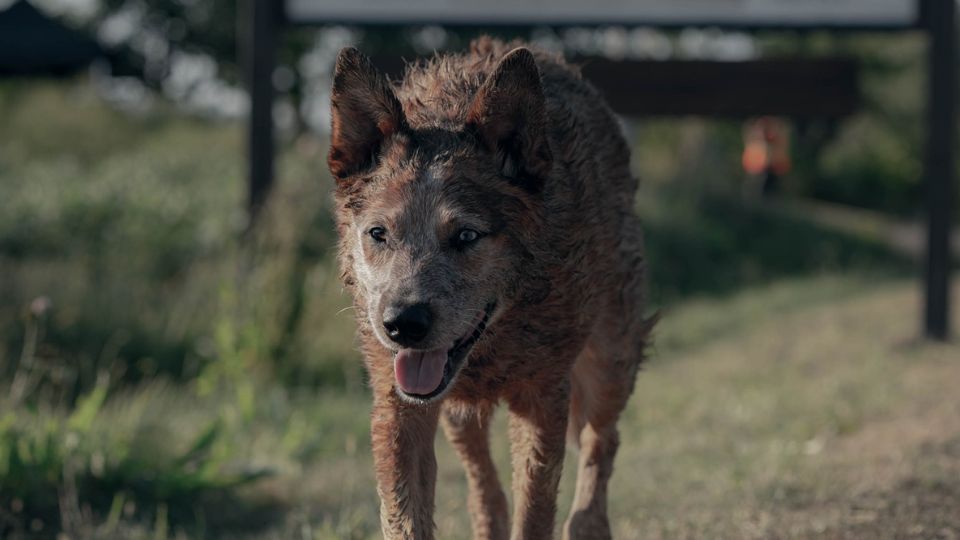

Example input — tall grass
[0,80,358,535]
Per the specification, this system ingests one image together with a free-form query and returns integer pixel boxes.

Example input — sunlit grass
[283,277,960,539]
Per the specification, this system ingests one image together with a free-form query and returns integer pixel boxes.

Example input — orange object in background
[742,140,769,175]
[742,117,791,196]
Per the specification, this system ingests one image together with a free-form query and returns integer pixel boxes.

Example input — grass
[6,275,958,538]
[234,276,959,540]
[1,79,957,538]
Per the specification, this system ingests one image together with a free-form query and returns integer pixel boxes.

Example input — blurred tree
[91,0,240,85]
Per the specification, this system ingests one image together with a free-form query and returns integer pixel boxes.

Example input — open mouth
[394,302,495,401]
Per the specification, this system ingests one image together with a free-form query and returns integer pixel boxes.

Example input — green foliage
[640,191,912,305]
[1,81,236,388]
[764,33,928,216]
[0,81,361,535]
[0,80,156,166]
[0,381,274,536]
[813,113,922,216]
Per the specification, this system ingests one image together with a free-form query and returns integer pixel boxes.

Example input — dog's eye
[368,227,387,243]
[453,228,482,248]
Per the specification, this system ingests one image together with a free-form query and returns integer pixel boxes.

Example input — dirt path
[602,279,960,540]
[791,372,960,539]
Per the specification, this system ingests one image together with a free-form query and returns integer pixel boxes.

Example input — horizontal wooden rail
[369,56,860,118]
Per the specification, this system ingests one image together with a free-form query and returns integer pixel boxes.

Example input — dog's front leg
[371,389,440,539]
[506,379,571,540]
[441,404,510,540]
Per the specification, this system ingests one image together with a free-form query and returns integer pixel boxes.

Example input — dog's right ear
[328,47,406,183]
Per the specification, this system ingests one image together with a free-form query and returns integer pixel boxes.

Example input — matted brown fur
[328,37,653,539]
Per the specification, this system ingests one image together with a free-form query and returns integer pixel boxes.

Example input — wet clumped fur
[328,36,654,539]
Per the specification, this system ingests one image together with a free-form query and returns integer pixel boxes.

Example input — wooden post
[246,0,279,224]
[923,0,957,340]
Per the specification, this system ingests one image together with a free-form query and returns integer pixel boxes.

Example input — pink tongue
[394,349,447,395]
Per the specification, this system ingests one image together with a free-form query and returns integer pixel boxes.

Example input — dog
[328,37,652,540]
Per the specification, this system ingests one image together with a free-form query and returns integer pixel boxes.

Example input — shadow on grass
[643,195,914,307]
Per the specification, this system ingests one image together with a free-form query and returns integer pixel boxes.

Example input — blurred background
[1,0,959,538]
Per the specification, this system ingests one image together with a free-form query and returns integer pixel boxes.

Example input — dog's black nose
[383,303,432,346]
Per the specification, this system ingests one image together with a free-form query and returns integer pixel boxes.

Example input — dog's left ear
[466,47,553,192]
[328,47,407,183]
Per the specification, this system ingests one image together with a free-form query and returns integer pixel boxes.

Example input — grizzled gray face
[328,46,551,401]
[343,144,530,402]
[353,157,507,354]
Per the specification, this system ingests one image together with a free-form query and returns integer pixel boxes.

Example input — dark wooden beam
[246,0,279,224]
[923,0,957,340]
[580,58,859,118]
[370,56,859,118]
